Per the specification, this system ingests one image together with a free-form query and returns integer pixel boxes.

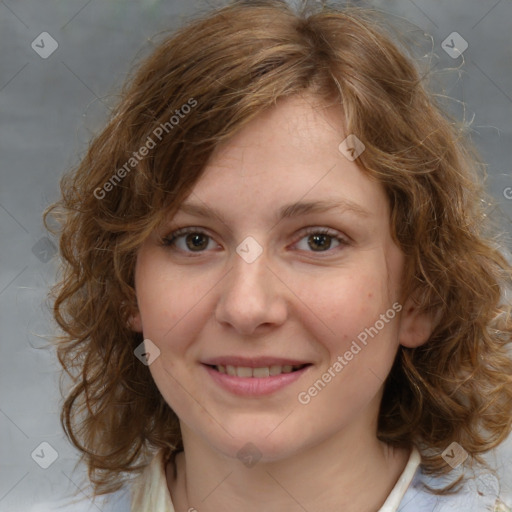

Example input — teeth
[214,364,305,377]
[269,365,282,376]
[236,366,253,378]
[253,367,270,378]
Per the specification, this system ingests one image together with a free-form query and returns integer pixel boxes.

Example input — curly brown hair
[43,0,512,498]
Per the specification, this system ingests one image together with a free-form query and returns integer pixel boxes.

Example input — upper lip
[202,356,312,368]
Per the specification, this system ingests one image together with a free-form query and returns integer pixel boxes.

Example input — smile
[202,360,312,396]
[211,364,308,378]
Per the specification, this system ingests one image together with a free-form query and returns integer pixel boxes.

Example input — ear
[123,299,143,333]
[128,311,143,333]
[397,292,440,348]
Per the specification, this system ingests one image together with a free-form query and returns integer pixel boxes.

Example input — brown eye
[184,233,209,251]
[162,228,217,253]
[307,233,334,251]
[294,228,347,254]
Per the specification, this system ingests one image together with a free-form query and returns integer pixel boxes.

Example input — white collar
[377,445,422,512]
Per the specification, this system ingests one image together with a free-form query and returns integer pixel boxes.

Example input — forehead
[177,94,390,224]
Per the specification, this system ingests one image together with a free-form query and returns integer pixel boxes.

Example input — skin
[130,93,435,512]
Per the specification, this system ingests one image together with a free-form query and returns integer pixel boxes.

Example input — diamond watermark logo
[31,441,59,469]
[236,442,262,468]
[32,236,57,263]
[441,32,468,59]
[338,134,365,161]
[134,338,161,366]
[442,441,468,468]
[31,32,59,59]
[236,236,263,264]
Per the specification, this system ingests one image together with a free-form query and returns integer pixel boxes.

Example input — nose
[214,247,288,336]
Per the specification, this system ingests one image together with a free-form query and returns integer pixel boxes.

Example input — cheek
[134,254,201,351]
[301,274,400,417]
[134,258,208,415]
[303,270,390,348]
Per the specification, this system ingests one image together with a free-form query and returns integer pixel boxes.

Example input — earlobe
[398,293,439,348]
[122,297,143,332]
[128,311,143,332]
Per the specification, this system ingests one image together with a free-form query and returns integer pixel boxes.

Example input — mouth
[206,363,310,378]
[201,358,313,396]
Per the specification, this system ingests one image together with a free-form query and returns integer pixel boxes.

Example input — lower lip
[203,364,310,396]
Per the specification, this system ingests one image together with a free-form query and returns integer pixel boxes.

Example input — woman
[43,1,512,510]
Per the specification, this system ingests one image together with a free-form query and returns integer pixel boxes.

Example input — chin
[205,418,309,464]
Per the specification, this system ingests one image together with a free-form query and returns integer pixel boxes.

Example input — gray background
[1,0,511,511]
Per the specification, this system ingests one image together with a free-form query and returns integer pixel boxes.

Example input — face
[131,94,427,463]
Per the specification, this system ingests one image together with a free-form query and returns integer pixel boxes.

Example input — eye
[161,227,218,254]
[161,226,349,256]
[293,227,349,253]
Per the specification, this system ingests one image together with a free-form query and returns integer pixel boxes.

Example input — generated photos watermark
[298,302,402,405]
[338,134,365,161]
[441,441,469,468]
[134,338,161,366]
[236,442,262,468]
[94,97,198,200]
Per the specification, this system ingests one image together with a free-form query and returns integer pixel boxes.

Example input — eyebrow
[175,199,371,225]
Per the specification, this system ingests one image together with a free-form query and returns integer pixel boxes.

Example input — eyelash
[161,226,350,256]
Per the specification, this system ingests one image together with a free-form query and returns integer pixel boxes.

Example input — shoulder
[397,465,511,512]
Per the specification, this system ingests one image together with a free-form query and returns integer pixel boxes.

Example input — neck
[167,424,410,512]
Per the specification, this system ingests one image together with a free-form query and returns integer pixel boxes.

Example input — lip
[202,356,311,368]
[202,363,312,396]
